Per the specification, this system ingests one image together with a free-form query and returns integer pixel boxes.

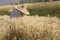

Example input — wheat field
[0,1,60,11]
[0,15,60,40]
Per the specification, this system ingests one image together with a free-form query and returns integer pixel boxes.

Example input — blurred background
[0,0,60,18]
[0,0,60,6]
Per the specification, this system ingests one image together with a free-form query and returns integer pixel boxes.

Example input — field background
[0,1,60,40]
[0,1,60,18]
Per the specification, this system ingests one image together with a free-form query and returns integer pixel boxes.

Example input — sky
[0,0,20,6]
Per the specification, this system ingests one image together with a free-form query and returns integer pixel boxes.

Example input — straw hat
[15,5,30,15]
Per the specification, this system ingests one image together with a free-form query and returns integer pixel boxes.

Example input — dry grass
[0,15,60,40]
[0,1,60,11]
[24,1,60,10]
[0,5,17,11]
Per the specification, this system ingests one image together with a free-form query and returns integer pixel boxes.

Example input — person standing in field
[9,5,30,19]
[8,5,30,40]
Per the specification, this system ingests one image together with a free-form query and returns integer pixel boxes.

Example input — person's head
[15,5,30,15]
[20,5,25,8]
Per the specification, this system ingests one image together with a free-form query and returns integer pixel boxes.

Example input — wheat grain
[0,15,60,40]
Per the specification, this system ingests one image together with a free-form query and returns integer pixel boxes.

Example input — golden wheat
[0,15,60,40]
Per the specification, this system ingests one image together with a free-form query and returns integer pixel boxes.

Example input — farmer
[9,5,30,19]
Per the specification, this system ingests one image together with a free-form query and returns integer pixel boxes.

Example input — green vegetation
[29,10,60,18]
[0,11,9,15]
[0,10,60,18]
[0,1,60,18]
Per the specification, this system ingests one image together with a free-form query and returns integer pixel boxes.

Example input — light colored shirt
[10,9,23,19]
